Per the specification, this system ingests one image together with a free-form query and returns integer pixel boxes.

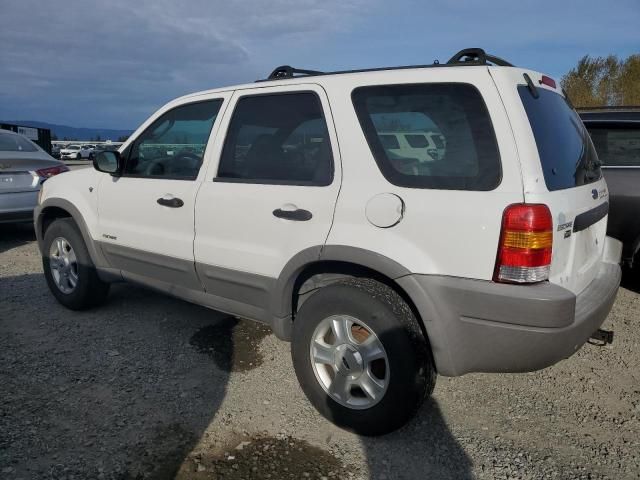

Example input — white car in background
[377,131,443,164]
[59,144,93,160]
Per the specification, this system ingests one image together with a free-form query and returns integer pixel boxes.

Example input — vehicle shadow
[319,326,473,479]
[0,273,238,479]
[360,398,473,479]
[0,222,36,254]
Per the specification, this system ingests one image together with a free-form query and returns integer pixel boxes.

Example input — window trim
[121,98,224,181]
[213,90,335,187]
[351,82,503,191]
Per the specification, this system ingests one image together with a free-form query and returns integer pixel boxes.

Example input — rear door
[492,68,608,294]
[194,83,341,313]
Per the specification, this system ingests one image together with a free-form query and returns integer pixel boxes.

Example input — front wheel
[42,218,110,310]
[291,278,436,436]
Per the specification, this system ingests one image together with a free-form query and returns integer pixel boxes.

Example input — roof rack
[259,48,514,82]
[446,48,514,67]
[267,65,325,80]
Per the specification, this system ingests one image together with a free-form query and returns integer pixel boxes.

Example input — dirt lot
[1,223,639,479]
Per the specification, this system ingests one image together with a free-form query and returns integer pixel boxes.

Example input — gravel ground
[1,222,639,479]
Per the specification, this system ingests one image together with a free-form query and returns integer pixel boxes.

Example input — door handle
[157,196,184,208]
[272,208,312,221]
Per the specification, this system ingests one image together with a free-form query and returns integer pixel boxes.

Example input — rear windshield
[352,83,501,190]
[519,86,601,191]
[584,124,640,167]
[0,132,39,152]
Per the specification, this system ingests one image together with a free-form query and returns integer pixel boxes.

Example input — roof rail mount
[268,65,325,80]
[447,48,514,67]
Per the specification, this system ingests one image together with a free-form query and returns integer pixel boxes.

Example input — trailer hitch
[588,329,614,346]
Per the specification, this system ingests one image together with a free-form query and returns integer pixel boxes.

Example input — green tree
[561,53,640,107]
[117,135,129,143]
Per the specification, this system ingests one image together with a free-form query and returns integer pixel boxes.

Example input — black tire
[42,218,110,310]
[291,278,436,436]
[76,152,81,159]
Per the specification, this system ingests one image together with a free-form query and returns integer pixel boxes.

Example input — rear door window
[519,87,601,190]
[584,125,640,167]
[352,83,501,190]
[216,92,333,186]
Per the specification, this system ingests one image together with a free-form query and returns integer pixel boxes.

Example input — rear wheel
[291,278,436,436]
[42,218,110,310]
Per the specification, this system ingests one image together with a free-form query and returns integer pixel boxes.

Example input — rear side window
[0,132,38,152]
[585,125,640,167]
[352,83,501,190]
[519,87,601,190]
[378,134,400,149]
[405,134,429,148]
[217,92,333,186]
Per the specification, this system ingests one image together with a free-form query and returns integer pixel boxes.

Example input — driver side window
[125,99,223,180]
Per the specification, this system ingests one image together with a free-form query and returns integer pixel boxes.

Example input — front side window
[0,132,39,152]
[352,83,501,190]
[125,100,223,179]
[217,92,333,185]
[519,87,601,190]
[585,124,640,167]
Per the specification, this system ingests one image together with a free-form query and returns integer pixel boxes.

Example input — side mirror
[93,150,122,176]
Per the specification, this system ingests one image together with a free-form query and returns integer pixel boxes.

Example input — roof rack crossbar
[447,48,514,67]
[267,65,325,80]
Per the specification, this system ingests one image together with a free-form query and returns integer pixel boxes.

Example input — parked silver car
[0,129,69,223]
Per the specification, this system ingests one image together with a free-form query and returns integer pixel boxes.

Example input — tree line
[561,53,640,107]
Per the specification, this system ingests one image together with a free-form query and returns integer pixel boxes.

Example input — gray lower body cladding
[397,261,621,376]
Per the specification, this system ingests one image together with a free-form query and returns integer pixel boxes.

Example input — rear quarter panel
[322,67,524,280]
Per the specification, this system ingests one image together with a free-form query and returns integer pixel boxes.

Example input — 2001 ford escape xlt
[35,48,622,435]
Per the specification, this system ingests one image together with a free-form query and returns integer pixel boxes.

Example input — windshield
[519,86,601,191]
[67,145,80,150]
[0,132,39,152]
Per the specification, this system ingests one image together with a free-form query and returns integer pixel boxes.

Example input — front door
[97,97,227,289]
[194,84,341,315]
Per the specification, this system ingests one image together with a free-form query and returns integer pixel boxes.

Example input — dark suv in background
[580,107,640,270]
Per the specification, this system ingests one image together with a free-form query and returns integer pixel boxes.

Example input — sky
[1,0,638,130]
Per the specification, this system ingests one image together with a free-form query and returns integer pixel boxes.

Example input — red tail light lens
[36,165,69,178]
[494,204,553,283]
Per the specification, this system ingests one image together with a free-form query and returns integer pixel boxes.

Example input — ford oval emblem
[591,188,598,200]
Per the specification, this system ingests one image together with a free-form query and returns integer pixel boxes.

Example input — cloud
[0,0,368,128]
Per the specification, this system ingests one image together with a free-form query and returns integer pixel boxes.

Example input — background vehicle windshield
[0,132,39,152]
[519,87,601,191]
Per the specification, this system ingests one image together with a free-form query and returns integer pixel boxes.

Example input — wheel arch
[35,198,107,269]
[271,246,432,352]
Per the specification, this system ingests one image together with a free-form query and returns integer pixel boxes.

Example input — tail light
[36,165,69,178]
[494,204,553,283]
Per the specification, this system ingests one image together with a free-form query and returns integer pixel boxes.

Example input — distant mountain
[1,120,133,141]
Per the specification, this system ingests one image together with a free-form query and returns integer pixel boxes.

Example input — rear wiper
[523,73,539,99]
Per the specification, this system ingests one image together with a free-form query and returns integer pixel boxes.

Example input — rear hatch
[493,68,608,295]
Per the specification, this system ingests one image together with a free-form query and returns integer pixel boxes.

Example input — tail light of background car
[494,203,553,283]
[36,165,69,179]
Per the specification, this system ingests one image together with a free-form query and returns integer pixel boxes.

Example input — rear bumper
[0,191,38,223]
[397,237,622,376]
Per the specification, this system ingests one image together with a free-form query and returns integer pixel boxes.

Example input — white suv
[35,49,622,435]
